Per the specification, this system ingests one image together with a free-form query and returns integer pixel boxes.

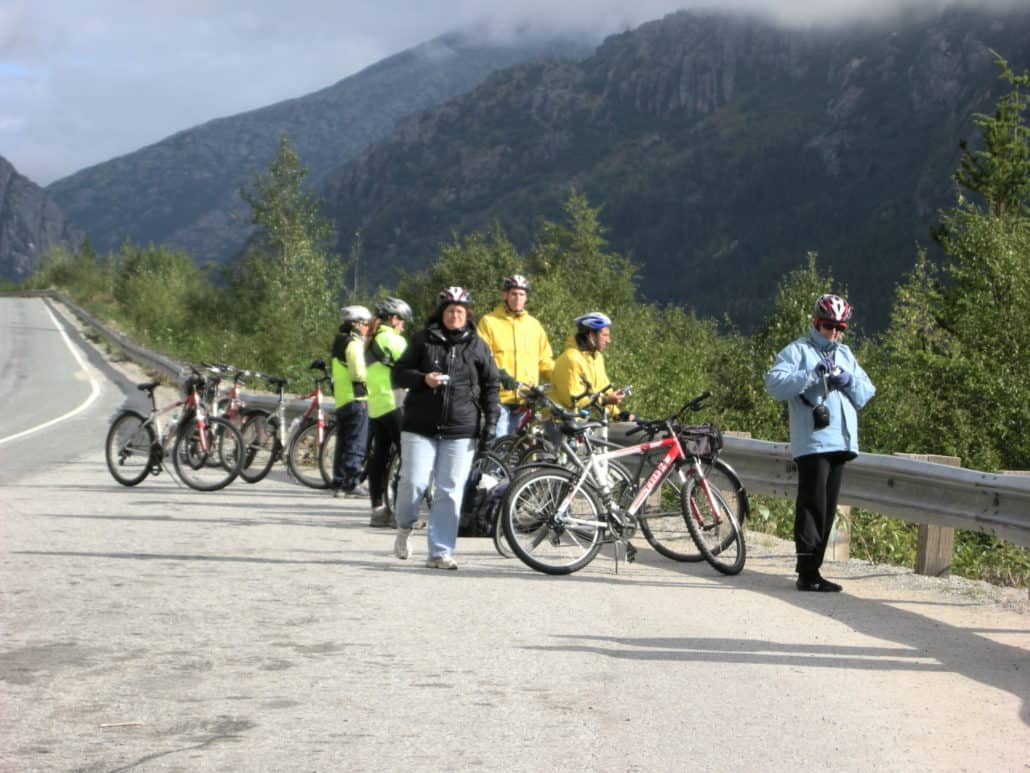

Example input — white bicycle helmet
[339,305,372,323]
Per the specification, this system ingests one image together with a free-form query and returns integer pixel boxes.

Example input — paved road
[1,299,1028,772]
[0,297,134,484]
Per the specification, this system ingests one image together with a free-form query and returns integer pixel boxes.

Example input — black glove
[498,368,518,391]
[478,429,496,455]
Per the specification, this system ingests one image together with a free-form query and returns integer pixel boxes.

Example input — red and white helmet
[502,274,530,292]
[814,294,852,326]
[437,286,472,308]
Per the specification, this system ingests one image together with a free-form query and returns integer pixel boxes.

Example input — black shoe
[796,576,843,593]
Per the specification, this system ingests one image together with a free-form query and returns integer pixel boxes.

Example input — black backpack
[459,456,511,537]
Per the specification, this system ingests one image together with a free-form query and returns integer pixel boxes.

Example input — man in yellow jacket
[550,312,631,418]
[476,274,555,437]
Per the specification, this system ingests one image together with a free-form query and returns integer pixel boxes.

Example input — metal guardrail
[718,436,1030,549]
[16,291,1030,549]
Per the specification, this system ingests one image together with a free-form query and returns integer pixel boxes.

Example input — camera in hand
[812,403,831,429]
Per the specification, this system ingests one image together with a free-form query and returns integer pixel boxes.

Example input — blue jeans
[396,432,475,558]
[497,404,524,438]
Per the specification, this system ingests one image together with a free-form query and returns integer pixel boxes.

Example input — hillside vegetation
[321,7,1030,331]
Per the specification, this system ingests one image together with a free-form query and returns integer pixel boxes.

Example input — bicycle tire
[700,457,750,524]
[319,426,336,488]
[501,467,604,575]
[172,415,243,491]
[513,435,560,468]
[287,418,332,489]
[239,411,278,483]
[682,476,746,575]
[466,450,514,557]
[638,471,703,562]
[105,410,157,486]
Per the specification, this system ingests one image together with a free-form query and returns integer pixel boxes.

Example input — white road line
[0,303,103,447]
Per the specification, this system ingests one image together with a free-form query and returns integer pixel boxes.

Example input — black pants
[368,408,402,507]
[332,401,369,491]
[794,452,851,579]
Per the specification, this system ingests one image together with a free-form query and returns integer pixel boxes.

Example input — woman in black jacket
[390,286,500,569]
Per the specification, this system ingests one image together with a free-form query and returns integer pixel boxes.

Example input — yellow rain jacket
[476,304,554,405]
[549,337,619,419]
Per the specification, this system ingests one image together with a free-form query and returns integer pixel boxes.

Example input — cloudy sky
[0,0,1018,186]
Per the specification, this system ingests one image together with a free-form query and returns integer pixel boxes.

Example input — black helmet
[374,296,412,321]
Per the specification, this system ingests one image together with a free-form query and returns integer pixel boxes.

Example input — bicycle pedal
[625,543,638,563]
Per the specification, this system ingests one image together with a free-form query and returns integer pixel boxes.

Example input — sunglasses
[817,321,847,332]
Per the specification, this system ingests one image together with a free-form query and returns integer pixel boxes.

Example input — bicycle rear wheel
[287,418,332,489]
[105,410,157,486]
[501,467,604,575]
[239,412,278,483]
[682,476,746,575]
[172,416,243,491]
[638,473,705,562]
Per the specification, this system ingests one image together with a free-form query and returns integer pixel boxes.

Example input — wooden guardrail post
[894,453,961,577]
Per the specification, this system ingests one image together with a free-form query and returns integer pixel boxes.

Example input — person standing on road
[390,287,500,570]
[330,305,372,496]
[764,293,876,593]
[365,297,412,527]
[476,274,554,438]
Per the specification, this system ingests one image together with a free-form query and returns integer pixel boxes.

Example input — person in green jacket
[330,305,372,496]
[365,297,412,527]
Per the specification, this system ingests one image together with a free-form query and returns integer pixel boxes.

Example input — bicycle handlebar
[626,391,713,438]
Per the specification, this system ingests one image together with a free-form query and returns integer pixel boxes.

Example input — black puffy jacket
[392,321,500,440]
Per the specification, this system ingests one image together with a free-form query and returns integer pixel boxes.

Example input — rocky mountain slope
[321,8,1030,330]
[45,29,594,266]
[0,156,77,281]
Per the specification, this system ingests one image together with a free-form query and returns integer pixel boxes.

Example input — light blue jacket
[764,328,876,459]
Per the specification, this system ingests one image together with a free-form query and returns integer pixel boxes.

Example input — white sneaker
[413,518,427,530]
[393,528,411,560]
[425,555,458,570]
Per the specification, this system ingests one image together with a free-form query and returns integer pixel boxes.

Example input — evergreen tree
[232,136,339,375]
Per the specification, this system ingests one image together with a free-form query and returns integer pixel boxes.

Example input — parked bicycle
[500,391,746,575]
[201,362,269,431]
[238,360,335,488]
[104,368,244,491]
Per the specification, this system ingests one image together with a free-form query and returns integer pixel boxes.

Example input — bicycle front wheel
[638,473,704,562]
[682,476,746,575]
[700,458,750,525]
[501,468,604,575]
[239,411,278,483]
[287,418,332,489]
[319,426,336,488]
[172,416,243,491]
[105,410,157,486]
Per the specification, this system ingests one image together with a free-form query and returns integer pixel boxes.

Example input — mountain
[46,29,595,266]
[0,156,78,281]
[320,7,1030,331]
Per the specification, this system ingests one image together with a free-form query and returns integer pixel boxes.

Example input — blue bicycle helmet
[574,312,612,331]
